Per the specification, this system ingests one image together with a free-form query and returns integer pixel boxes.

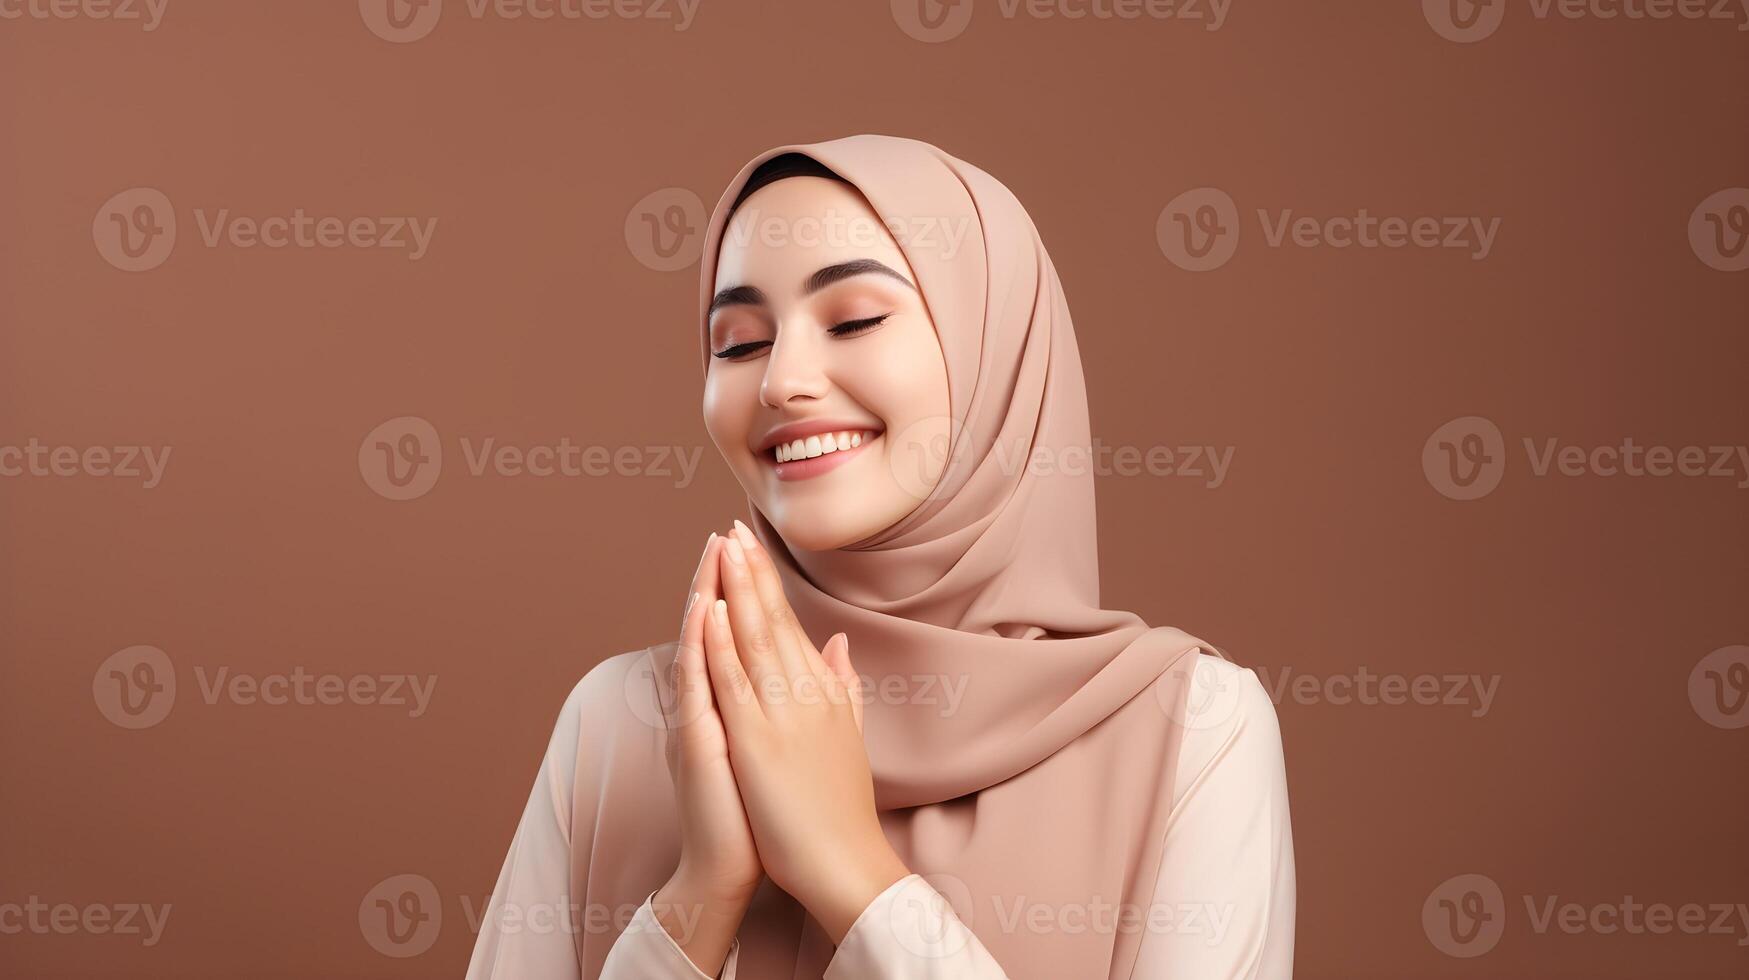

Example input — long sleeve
[808,652,1296,979]
[1132,653,1296,978]
[602,892,742,979]
[465,676,741,980]
[464,678,587,980]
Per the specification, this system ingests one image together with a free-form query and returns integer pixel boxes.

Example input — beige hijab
[573,135,1211,979]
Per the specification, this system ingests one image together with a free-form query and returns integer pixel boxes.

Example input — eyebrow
[707,259,916,319]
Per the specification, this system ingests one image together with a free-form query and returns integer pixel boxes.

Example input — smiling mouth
[765,429,883,482]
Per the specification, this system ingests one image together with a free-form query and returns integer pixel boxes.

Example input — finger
[703,596,765,729]
[679,533,723,647]
[728,519,823,680]
[718,529,805,693]
[668,597,718,735]
[679,532,717,633]
[821,632,863,733]
[668,535,723,731]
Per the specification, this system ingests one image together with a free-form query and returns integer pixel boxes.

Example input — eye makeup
[711,312,894,359]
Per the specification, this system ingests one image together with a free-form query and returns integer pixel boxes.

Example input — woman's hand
[701,520,909,946]
[653,533,761,976]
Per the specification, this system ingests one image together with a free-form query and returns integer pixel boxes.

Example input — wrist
[668,861,760,907]
[805,844,911,947]
[652,872,755,977]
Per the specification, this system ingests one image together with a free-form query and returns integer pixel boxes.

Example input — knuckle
[727,662,755,702]
[765,602,796,631]
[746,625,776,655]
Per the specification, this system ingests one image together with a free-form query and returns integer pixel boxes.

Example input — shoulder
[1169,651,1287,806]
[539,648,667,788]
[555,648,668,748]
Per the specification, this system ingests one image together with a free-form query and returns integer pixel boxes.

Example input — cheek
[843,329,948,427]
[701,372,756,459]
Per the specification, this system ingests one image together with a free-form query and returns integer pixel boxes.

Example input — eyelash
[712,313,892,360]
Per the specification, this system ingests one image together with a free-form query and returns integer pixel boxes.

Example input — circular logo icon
[93,188,176,273]
[1422,416,1505,501]
[1156,651,1245,731]
[1422,0,1505,43]
[891,0,973,42]
[886,872,974,958]
[1687,188,1749,273]
[93,645,177,730]
[359,0,442,43]
[883,414,963,503]
[359,416,442,501]
[625,188,706,272]
[624,641,713,732]
[1422,873,1504,957]
[360,873,442,957]
[1688,645,1749,730]
[1157,188,1239,272]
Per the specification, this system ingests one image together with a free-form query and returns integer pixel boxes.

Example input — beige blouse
[465,652,1295,979]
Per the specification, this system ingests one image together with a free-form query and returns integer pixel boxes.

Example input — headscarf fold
[575,135,1211,980]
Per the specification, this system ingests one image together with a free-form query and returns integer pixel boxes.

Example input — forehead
[713,176,908,294]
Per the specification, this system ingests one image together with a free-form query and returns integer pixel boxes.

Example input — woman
[465,135,1294,979]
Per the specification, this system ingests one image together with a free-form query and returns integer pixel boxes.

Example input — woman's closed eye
[712,313,894,359]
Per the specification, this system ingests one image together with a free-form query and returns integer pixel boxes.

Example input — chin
[759,493,909,556]
[762,507,881,553]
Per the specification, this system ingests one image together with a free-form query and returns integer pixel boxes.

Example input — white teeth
[772,430,878,463]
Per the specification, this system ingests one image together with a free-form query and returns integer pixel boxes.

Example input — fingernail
[711,598,728,624]
[732,519,757,551]
[724,536,746,566]
[706,531,717,547]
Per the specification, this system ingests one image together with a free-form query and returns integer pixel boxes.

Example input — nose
[759,321,830,409]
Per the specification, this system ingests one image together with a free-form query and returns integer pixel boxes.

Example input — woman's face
[703,175,951,553]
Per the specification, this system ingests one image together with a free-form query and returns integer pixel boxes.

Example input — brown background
[3,1,1746,977]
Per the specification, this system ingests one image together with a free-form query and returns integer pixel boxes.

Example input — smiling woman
[465,135,1294,980]
[701,159,951,552]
